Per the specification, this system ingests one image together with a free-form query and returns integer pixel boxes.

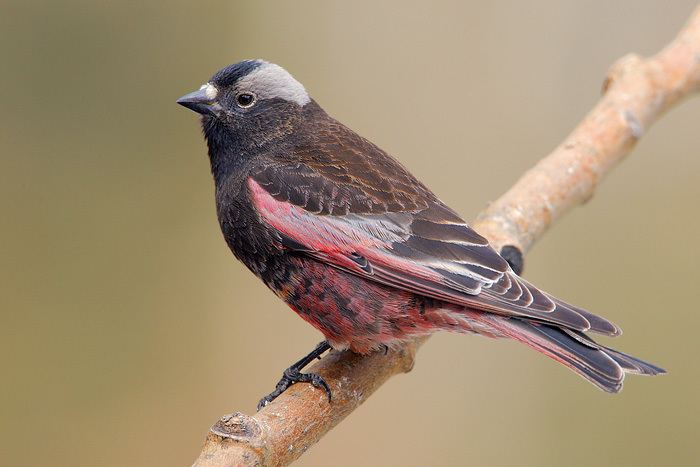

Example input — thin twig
[193,7,700,466]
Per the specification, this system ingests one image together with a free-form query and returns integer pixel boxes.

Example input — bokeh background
[2,1,699,466]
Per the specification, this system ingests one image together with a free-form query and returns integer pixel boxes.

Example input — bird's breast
[215,178,289,283]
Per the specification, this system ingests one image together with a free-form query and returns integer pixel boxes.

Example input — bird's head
[177,60,313,165]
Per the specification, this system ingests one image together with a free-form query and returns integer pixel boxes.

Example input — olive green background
[2,1,699,466]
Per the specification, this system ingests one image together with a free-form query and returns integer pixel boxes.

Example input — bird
[177,59,664,409]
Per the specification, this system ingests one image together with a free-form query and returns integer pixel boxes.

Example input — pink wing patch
[249,177,620,336]
[249,177,446,283]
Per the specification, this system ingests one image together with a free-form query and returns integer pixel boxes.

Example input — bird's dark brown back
[267,100,444,216]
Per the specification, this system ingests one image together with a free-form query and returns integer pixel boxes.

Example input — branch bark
[193,7,700,467]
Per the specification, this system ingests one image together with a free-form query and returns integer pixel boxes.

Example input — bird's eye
[236,92,256,108]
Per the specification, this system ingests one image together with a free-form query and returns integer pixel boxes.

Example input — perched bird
[177,60,664,408]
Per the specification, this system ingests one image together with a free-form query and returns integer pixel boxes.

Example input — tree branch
[193,7,700,467]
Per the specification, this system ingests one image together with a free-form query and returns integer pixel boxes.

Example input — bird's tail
[449,311,665,392]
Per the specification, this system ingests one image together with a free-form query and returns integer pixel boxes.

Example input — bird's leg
[257,340,332,410]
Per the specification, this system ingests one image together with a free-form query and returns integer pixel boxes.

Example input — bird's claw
[257,341,332,411]
[305,372,332,401]
[257,368,332,411]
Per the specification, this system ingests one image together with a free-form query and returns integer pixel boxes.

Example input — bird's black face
[177,60,311,161]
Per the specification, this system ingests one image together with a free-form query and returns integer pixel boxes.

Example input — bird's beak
[176,84,222,117]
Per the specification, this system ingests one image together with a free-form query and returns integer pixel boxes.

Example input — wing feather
[249,167,621,336]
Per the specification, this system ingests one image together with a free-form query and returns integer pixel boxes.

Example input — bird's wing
[248,162,620,336]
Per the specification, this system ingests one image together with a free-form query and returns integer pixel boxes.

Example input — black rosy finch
[177,60,664,408]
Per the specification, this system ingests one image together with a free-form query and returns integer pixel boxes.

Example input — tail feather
[471,314,665,393]
[593,344,665,376]
[560,328,666,375]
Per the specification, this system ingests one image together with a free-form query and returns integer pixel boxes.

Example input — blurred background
[2,1,699,466]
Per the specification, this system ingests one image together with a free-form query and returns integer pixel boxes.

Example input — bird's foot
[257,368,331,410]
[257,341,332,411]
